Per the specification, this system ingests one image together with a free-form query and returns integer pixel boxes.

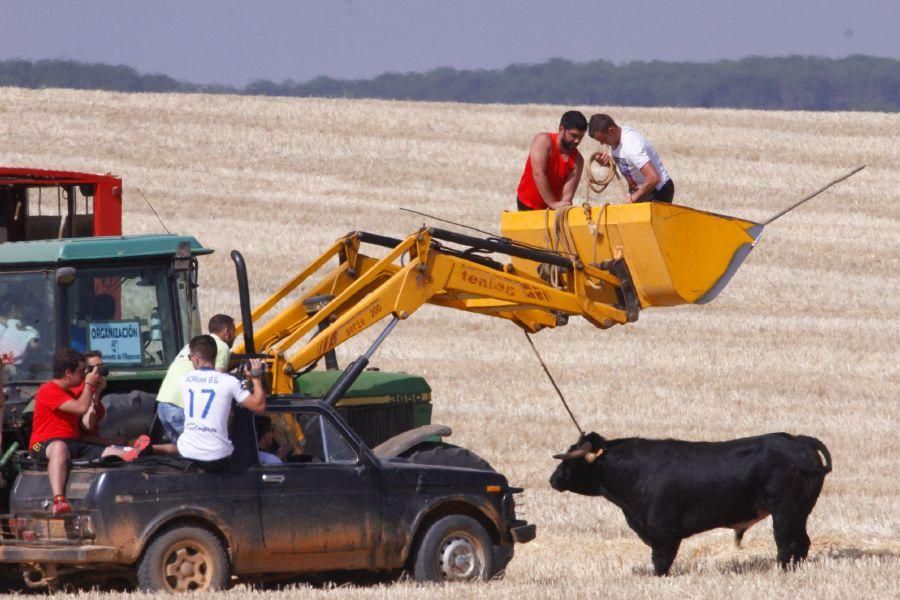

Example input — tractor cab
[0,167,209,390]
[0,235,211,452]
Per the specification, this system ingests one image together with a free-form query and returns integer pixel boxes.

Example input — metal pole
[763,165,866,226]
[323,316,400,406]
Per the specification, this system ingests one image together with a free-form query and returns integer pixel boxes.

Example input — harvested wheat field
[1,87,898,598]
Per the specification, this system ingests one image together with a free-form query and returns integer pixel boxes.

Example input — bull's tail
[799,435,832,473]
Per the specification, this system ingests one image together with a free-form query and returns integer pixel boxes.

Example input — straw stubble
[1,87,897,598]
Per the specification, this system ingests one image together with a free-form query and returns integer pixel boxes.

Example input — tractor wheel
[413,515,494,583]
[137,526,229,593]
[402,442,494,471]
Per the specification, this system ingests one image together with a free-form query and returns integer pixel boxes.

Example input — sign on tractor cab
[87,320,143,365]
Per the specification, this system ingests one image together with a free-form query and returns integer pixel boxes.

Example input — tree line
[2,55,897,111]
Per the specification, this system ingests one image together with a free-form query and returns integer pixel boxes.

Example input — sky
[1,0,897,86]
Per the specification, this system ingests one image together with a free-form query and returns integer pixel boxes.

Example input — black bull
[550,432,832,575]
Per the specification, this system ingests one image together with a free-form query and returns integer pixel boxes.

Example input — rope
[553,205,579,257]
[584,201,607,269]
[540,203,609,289]
[523,331,584,436]
[585,150,620,196]
[540,205,578,288]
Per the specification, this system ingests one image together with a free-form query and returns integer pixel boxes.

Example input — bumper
[510,522,536,544]
[0,544,120,564]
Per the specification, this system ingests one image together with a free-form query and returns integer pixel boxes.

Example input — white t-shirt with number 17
[176,368,250,462]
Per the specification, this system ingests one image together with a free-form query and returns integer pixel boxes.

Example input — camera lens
[98,365,109,377]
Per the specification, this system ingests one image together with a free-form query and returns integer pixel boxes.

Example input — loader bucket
[500,203,762,308]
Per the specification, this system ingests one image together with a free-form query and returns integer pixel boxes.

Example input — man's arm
[80,375,106,430]
[81,401,98,431]
[529,134,568,209]
[559,153,584,205]
[628,162,661,203]
[58,371,100,415]
[240,358,266,413]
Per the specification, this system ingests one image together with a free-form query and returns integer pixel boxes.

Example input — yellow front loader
[225,165,860,467]
[233,201,761,395]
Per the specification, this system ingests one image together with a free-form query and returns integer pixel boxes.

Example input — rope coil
[586,151,619,196]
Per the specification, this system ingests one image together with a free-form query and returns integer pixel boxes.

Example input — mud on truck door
[255,406,382,571]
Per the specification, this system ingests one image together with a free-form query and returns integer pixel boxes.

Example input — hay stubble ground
[0,88,898,598]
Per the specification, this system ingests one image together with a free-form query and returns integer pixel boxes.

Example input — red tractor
[0,167,123,242]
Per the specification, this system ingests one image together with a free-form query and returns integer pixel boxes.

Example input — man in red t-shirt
[516,111,587,211]
[30,349,147,514]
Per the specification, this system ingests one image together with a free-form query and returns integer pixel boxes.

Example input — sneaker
[52,497,71,515]
[122,435,151,462]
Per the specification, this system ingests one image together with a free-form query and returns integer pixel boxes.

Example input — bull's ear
[584,448,605,463]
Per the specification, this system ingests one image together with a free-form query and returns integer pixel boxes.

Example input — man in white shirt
[588,113,675,204]
[156,314,237,443]
[176,335,265,471]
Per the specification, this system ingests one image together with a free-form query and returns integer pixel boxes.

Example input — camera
[84,364,110,377]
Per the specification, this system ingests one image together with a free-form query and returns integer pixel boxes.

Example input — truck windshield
[0,271,55,383]
[65,265,178,371]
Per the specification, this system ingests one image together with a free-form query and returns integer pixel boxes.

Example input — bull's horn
[553,447,589,461]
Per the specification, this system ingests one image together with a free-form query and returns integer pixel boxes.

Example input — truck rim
[163,541,214,592]
[437,532,484,581]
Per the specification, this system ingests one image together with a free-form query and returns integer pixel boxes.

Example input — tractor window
[263,411,358,465]
[0,271,55,383]
[65,265,178,370]
[20,185,95,241]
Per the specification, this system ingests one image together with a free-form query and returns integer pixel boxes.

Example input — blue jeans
[156,402,185,443]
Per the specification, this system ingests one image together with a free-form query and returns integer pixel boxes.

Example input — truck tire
[413,515,494,583]
[137,526,229,593]
[402,442,494,471]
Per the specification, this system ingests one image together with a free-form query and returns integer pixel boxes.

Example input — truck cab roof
[0,234,212,267]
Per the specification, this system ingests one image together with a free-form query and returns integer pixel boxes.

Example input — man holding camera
[176,335,265,471]
[30,349,149,515]
[155,314,237,443]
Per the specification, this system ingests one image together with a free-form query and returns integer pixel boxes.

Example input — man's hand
[276,444,291,461]
[95,374,107,395]
[246,358,264,380]
[0,352,14,366]
[84,365,101,388]
[597,152,611,167]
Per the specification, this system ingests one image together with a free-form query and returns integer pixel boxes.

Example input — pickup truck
[0,398,534,592]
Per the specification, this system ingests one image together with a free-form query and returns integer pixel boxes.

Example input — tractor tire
[402,442,494,471]
[137,526,229,593]
[412,515,494,583]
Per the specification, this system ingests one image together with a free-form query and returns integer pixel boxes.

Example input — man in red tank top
[517,111,587,210]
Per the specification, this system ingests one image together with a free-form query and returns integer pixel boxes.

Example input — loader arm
[234,203,761,394]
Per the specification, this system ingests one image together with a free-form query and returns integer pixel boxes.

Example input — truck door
[256,408,383,571]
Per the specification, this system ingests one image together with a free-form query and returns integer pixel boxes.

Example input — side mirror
[55,267,76,286]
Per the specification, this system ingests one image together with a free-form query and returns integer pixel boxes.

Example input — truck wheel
[403,442,494,471]
[413,515,493,583]
[137,526,228,593]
